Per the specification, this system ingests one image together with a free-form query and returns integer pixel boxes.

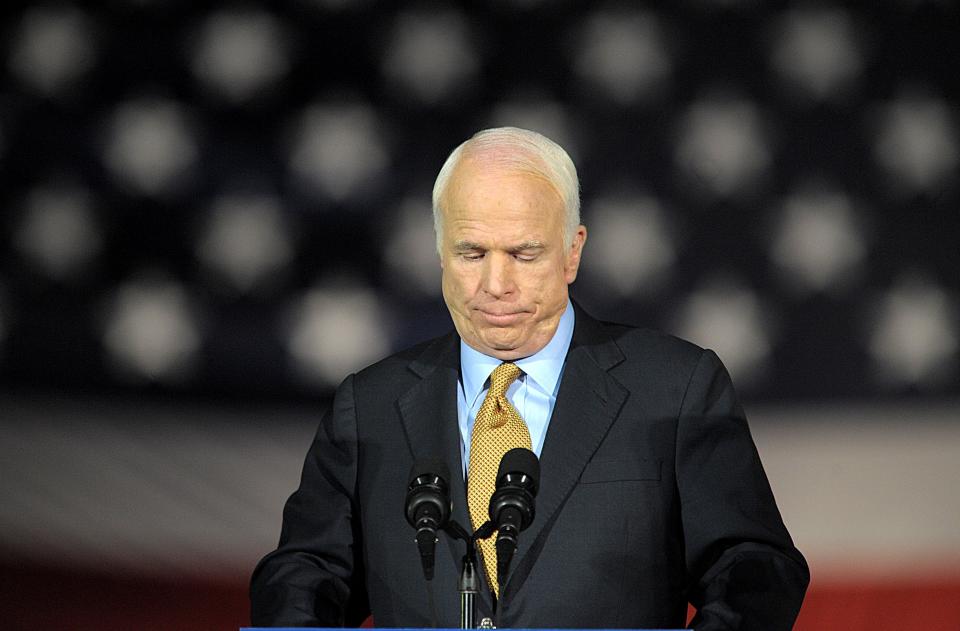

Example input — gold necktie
[467,362,532,598]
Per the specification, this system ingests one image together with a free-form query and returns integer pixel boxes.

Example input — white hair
[431,126,580,254]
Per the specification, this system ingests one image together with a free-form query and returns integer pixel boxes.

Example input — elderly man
[251,127,808,630]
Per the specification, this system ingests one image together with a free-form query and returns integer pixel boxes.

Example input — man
[251,127,808,629]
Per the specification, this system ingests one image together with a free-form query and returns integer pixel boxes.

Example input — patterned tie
[467,361,532,598]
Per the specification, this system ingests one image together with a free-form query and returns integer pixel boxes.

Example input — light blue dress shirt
[457,300,575,478]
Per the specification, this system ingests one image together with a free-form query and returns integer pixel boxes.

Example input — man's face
[439,159,587,360]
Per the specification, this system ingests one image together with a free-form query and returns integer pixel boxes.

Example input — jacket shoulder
[598,318,705,362]
[348,331,455,391]
[587,317,716,387]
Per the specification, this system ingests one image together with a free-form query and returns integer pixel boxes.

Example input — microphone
[405,460,452,581]
[488,447,540,588]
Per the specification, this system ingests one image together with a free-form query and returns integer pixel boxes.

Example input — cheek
[527,263,566,293]
[443,267,475,302]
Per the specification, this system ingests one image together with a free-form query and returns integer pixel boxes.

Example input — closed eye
[510,244,545,261]
[453,240,486,261]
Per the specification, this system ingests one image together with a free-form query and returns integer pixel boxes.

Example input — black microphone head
[407,459,451,488]
[405,459,451,529]
[497,448,540,494]
[405,459,451,583]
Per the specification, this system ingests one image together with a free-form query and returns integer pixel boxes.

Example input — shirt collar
[460,300,575,404]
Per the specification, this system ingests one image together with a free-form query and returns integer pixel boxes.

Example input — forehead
[442,159,564,235]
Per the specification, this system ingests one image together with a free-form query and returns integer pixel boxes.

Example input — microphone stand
[445,520,496,629]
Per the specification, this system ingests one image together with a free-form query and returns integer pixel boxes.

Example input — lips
[476,308,528,325]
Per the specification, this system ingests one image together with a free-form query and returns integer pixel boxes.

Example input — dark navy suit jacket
[251,305,808,630]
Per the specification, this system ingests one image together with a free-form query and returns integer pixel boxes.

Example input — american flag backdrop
[0,1,958,629]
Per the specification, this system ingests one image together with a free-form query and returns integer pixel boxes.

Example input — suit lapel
[397,333,494,610]
[398,333,461,487]
[502,305,628,600]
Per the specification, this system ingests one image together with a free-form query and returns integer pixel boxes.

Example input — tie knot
[489,362,521,396]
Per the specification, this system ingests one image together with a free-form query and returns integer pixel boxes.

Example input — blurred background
[1,0,958,629]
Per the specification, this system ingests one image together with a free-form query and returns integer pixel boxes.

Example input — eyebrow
[452,240,546,253]
[453,240,484,253]
[508,241,545,253]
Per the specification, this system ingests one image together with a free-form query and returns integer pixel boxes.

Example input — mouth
[476,308,528,326]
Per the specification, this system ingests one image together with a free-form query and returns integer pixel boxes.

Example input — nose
[480,252,515,298]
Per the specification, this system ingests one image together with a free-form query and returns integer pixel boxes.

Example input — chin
[482,336,519,351]
[477,333,521,352]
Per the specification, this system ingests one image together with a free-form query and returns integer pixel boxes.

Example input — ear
[564,225,587,284]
